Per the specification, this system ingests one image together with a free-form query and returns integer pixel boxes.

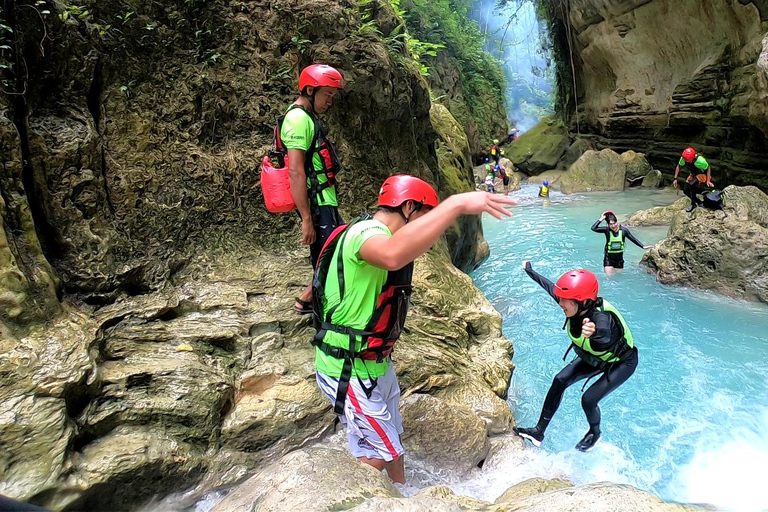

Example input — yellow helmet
[493,139,499,144]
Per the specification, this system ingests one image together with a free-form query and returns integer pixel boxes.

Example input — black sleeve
[622,227,645,248]
[524,262,559,303]
[588,311,620,351]
[591,220,608,233]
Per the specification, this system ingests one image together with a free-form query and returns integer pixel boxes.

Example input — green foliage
[390,0,506,109]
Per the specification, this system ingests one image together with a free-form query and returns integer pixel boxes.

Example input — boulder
[495,478,573,504]
[642,186,768,303]
[560,149,627,194]
[621,150,653,180]
[496,482,707,511]
[432,379,514,435]
[399,394,490,474]
[561,138,592,169]
[641,169,663,188]
[626,197,689,226]
[503,117,571,174]
[211,447,400,512]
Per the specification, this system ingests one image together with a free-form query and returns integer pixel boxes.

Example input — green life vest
[607,229,625,254]
[565,299,634,367]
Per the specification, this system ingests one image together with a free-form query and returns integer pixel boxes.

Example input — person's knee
[551,374,569,391]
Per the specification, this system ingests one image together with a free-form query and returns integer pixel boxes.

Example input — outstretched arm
[360,192,517,271]
[522,261,559,303]
[622,227,650,250]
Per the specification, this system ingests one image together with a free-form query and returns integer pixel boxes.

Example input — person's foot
[293,297,313,315]
[685,204,696,213]
[516,426,544,447]
[575,429,601,452]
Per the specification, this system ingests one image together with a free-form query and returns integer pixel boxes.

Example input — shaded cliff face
[0,0,486,326]
[548,0,768,188]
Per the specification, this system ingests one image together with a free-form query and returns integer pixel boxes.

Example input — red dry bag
[261,154,296,213]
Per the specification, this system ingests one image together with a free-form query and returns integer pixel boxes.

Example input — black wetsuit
[591,221,645,269]
[524,264,638,433]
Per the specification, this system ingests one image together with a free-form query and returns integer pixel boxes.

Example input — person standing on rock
[591,210,652,275]
[281,64,346,314]
[516,263,638,452]
[312,175,516,483]
[490,139,501,165]
[673,146,713,212]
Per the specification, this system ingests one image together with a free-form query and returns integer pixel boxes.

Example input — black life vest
[271,104,341,208]
[311,215,413,414]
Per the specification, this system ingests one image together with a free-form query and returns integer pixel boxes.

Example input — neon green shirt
[280,106,337,207]
[315,219,392,379]
[678,155,709,174]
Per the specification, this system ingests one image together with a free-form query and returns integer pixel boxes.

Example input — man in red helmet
[312,175,516,482]
[281,64,346,314]
[516,262,638,452]
[673,146,713,212]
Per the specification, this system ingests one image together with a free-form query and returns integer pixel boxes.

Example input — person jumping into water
[591,210,651,275]
[516,263,638,452]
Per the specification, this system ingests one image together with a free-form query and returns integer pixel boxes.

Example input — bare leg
[358,456,406,484]
[604,266,614,276]
[385,456,405,484]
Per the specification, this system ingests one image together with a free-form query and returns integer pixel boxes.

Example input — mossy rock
[504,117,571,174]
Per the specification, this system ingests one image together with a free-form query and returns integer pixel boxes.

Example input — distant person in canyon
[279,64,346,314]
[591,210,652,275]
[312,175,516,483]
[507,127,519,143]
[516,263,638,452]
[496,164,510,194]
[490,138,501,165]
[485,168,497,194]
[673,146,713,212]
[538,179,550,198]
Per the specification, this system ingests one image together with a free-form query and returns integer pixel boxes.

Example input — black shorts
[502,176,510,186]
[603,252,624,269]
[308,205,343,268]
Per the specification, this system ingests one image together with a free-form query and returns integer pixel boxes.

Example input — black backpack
[702,190,725,211]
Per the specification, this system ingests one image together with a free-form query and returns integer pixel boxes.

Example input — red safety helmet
[379,175,439,209]
[554,269,599,302]
[603,210,615,217]
[299,64,345,93]
[682,147,697,164]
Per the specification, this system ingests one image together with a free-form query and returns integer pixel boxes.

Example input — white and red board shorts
[316,362,404,462]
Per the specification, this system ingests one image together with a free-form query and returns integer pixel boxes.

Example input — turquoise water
[464,185,768,511]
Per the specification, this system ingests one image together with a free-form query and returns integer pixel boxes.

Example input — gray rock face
[642,185,768,303]
[627,197,689,226]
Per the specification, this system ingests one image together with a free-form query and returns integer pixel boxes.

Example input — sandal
[293,297,313,315]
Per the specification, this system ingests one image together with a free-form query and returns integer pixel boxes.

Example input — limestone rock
[498,482,707,511]
[400,394,490,474]
[211,447,400,512]
[621,150,653,180]
[504,118,571,174]
[642,169,663,188]
[433,378,514,435]
[56,426,207,511]
[495,478,573,504]
[627,197,689,226]
[542,0,768,189]
[560,149,627,194]
[642,185,768,303]
[350,495,495,511]
[561,138,591,169]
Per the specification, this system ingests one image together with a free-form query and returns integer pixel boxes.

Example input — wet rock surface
[642,185,768,303]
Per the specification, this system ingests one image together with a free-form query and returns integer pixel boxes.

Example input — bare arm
[359,192,516,270]
[673,164,681,188]
[287,148,316,245]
